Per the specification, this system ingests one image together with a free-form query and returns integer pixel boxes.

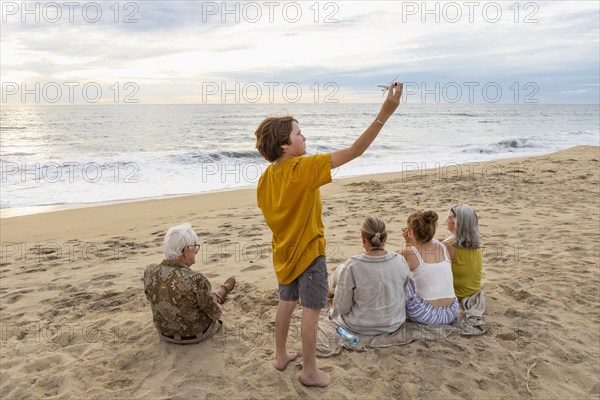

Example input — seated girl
[442,204,483,300]
[401,210,458,325]
[329,217,411,335]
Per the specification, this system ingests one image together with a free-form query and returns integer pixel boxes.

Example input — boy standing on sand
[255,83,403,387]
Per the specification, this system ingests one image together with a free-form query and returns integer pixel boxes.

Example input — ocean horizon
[1,103,599,212]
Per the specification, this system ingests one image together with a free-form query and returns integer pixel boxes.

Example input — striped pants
[406,279,458,325]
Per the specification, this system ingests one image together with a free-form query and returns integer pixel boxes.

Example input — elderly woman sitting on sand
[442,204,483,300]
[143,222,235,344]
[329,217,412,335]
[401,210,459,325]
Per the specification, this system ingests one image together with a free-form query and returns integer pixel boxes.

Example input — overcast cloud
[1,0,598,104]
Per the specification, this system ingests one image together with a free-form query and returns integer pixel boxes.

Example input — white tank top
[410,245,456,301]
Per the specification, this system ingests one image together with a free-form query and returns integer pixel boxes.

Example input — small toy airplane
[377,75,399,95]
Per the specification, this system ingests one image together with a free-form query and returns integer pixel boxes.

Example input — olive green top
[451,246,483,299]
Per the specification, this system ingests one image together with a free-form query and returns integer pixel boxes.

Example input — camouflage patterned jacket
[144,259,222,337]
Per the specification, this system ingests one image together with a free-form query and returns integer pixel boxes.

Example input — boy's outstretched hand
[330,81,403,169]
[379,82,403,120]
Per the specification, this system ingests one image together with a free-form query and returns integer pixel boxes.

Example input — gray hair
[361,216,387,247]
[163,222,198,260]
[451,204,480,249]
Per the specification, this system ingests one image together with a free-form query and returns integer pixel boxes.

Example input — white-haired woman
[329,217,411,335]
[144,222,235,344]
[442,204,483,299]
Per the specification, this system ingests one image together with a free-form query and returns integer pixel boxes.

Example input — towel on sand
[317,291,488,357]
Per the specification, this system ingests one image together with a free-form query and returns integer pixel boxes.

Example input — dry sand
[1,146,599,399]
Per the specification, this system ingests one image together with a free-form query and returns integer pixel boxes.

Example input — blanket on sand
[316,291,488,357]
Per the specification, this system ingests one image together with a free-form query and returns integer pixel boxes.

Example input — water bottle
[336,326,360,346]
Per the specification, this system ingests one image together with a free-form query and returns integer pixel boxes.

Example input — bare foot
[274,352,299,371]
[299,368,331,387]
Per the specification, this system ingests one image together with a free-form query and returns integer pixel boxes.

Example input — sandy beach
[1,146,598,399]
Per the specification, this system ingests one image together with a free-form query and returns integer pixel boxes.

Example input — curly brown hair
[407,210,438,243]
[255,115,297,162]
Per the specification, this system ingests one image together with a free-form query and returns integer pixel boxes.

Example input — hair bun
[408,210,438,243]
[423,210,438,223]
[361,217,387,247]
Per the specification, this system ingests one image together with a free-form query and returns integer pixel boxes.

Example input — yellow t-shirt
[257,154,332,284]
[451,246,483,299]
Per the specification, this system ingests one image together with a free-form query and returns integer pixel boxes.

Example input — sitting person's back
[407,243,455,306]
[329,217,411,335]
[144,222,235,344]
[449,246,482,299]
[401,210,458,325]
[442,204,483,299]
[145,259,220,341]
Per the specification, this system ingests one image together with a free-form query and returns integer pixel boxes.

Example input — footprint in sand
[4,293,23,304]
[23,267,48,274]
[239,228,263,237]
[504,308,526,318]
[105,378,133,389]
[206,255,221,263]
[91,273,121,282]
[205,238,230,245]
[242,264,266,272]
[86,290,138,311]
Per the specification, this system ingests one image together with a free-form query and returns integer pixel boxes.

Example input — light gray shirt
[329,252,411,335]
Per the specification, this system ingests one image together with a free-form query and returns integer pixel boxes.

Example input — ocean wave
[463,137,543,154]
[2,104,597,209]
[497,138,539,148]
[445,113,479,117]
[1,152,39,157]
[568,130,597,136]
[313,144,337,153]
[222,150,263,159]
[171,150,263,164]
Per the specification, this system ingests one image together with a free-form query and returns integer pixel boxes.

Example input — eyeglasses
[183,244,201,252]
[449,204,478,221]
[450,204,460,217]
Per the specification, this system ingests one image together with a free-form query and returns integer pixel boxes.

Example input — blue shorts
[406,279,458,325]
[279,256,328,309]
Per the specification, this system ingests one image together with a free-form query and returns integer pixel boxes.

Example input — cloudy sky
[1,1,599,104]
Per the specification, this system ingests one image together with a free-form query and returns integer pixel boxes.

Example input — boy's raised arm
[330,82,403,169]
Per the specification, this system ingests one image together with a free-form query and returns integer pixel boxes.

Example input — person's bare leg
[299,307,331,387]
[274,300,299,371]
